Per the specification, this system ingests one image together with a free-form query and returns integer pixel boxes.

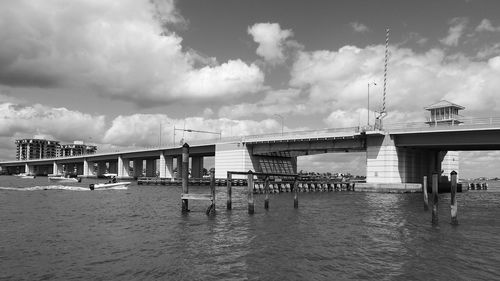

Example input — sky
[1,0,500,178]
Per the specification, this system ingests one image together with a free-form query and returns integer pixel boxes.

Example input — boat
[48,176,82,183]
[20,175,36,179]
[89,181,131,190]
[102,173,118,178]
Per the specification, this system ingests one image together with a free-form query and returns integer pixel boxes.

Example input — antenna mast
[375,28,389,129]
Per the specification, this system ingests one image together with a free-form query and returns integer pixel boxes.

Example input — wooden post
[293,177,299,209]
[264,176,269,209]
[247,171,254,214]
[206,169,216,216]
[181,143,189,213]
[432,173,438,225]
[450,171,458,225]
[423,176,429,211]
[226,172,232,210]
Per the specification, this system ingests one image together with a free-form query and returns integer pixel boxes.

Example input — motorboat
[89,181,131,190]
[48,176,82,183]
[20,175,36,179]
[102,173,118,178]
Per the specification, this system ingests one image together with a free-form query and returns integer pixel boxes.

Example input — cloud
[0,0,265,106]
[440,17,468,46]
[289,44,500,124]
[248,23,294,64]
[0,102,106,142]
[475,19,500,32]
[350,22,369,33]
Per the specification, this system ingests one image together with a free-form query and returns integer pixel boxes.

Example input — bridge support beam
[83,159,95,177]
[53,161,63,176]
[366,134,459,184]
[215,143,255,179]
[133,160,143,178]
[159,153,174,178]
[97,162,107,177]
[117,156,131,179]
[108,161,118,175]
[145,159,156,177]
[191,156,204,178]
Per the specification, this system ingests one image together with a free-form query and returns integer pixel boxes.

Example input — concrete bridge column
[215,142,255,179]
[133,159,143,178]
[117,156,130,179]
[145,159,156,177]
[191,156,204,178]
[83,159,93,177]
[108,161,118,174]
[366,134,405,184]
[53,161,63,175]
[75,163,84,176]
[97,162,107,177]
[159,153,174,178]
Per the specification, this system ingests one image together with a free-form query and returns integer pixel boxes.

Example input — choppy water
[1,176,499,280]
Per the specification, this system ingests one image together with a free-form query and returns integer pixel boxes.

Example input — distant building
[425,100,464,126]
[15,139,97,160]
[15,139,60,160]
[59,141,97,157]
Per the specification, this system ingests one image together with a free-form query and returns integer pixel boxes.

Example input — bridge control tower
[424,100,464,126]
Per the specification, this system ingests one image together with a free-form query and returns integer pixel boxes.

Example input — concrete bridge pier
[108,161,118,175]
[82,159,95,178]
[53,161,63,176]
[117,156,132,179]
[96,162,107,177]
[133,159,143,178]
[145,159,156,177]
[159,153,174,178]
[191,156,204,178]
[366,133,458,185]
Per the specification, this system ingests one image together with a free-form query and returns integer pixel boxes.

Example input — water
[1,176,499,280]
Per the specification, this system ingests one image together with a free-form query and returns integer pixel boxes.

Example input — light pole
[367,82,377,127]
[274,114,284,135]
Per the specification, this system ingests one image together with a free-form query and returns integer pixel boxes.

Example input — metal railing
[384,117,500,133]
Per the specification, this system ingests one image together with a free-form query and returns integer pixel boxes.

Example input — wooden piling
[247,171,255,214]
[293,178,299,209]
[181,143,189,213]
[206,169,216,216]
[264,177,269,209]
[423,176,429,211]
[450,171,458,225]
[226,172,232,210]
[432,173,438,225]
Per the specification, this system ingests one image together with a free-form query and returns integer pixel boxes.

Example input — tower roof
[424,100,465,111]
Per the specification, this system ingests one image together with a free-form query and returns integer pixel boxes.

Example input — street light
[273,114,284,135]
[367,82,377,127]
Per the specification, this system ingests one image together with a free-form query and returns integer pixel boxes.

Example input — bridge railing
[385,116,500,132]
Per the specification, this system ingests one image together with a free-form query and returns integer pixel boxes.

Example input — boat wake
[0,185,129,191]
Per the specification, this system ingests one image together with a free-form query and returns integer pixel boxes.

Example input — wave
[0,185,128,191]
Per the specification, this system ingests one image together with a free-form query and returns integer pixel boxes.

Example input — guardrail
[385,117,500,132]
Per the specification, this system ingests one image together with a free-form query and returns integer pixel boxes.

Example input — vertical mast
[382,28,389,115]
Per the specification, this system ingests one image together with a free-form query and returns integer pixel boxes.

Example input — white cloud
[0,102,106,142]
[350,22,369,33]
[475,19,500,32]
[440,17,468,46]
[0,0,265,106]
[290,45,500,125]
[248,23,294,64]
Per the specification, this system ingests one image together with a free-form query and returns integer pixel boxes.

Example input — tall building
[15,139,98,160]
[15,139,60,160]
[59,141,97,157]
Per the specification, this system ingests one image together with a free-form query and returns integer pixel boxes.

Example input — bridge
[1,116,500,188]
